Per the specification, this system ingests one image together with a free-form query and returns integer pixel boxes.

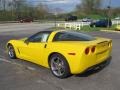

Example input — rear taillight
[85,47,90,55]
[91,46,96,53]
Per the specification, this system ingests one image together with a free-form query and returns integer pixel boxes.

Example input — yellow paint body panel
[7,31,112,74]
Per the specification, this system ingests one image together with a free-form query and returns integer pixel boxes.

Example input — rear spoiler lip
[95,37,112,44]
[97,41,108,44]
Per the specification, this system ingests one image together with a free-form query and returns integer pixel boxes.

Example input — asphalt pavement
[0,23,120,90]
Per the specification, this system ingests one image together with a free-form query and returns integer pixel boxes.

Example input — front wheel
[49,54,71,79]
[8,45,16,59]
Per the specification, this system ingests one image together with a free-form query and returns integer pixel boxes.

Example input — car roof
[37,29,66,33]
[37,29,84,34]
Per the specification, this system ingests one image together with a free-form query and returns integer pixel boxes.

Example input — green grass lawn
[101,24,117,30]
[80,26,100,31]
[80,24,117,31]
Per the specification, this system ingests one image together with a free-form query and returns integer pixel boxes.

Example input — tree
[0,0,6,11]
[76,0,102,14]
[34,3,49,19]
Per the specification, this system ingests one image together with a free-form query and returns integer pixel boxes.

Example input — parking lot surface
[0,23,120,90]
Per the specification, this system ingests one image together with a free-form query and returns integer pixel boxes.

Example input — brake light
[85,47,90,55]
[91,46,96,53]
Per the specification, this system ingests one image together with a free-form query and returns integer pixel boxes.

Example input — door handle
[44,44,47,48]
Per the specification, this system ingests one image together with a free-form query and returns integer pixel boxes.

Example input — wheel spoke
[53,61,58,66]
[57,68,62,75]
[52,68,58,71]
[57,67,65,76]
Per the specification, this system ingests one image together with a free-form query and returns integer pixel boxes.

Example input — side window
[53,32,65,41]
[28,33,49,43]
[53,32,73,41]
[41,34,49,42]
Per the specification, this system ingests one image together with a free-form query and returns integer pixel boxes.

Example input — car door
[18,32,50,65]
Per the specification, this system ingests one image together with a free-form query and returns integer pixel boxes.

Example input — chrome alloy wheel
[50,56,65,77]
[8,45,15,58]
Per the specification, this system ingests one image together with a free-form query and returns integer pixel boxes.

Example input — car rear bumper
[82,56,111,74]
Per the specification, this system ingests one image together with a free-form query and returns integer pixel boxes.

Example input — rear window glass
[53,31,95,41]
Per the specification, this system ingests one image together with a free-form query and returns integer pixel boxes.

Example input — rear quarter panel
[44,37,112,74]
[43,41,91,73]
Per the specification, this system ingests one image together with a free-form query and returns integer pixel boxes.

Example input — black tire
[8,44,16,59]
[49,53,71,79]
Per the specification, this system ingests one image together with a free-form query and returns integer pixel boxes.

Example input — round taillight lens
[85,47,90,55]
[91,46,96,53]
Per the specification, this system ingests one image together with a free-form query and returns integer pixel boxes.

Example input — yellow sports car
[7,30,112,78]
[116,25,120,30]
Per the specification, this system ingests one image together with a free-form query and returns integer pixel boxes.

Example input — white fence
[57,22,90,30]
[57,20,120,30]
[112,20,120,25]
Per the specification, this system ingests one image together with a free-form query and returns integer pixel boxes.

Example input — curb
[101,30,120,33]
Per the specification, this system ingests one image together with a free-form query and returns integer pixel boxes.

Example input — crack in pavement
[0,57,36,71]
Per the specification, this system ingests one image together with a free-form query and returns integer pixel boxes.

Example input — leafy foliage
[0,0,50,21]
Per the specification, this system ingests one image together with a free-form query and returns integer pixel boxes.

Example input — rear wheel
[49,54,71,79]
[8,44,16,59]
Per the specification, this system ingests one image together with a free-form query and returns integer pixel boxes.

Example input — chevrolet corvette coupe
[7,30,112,78]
